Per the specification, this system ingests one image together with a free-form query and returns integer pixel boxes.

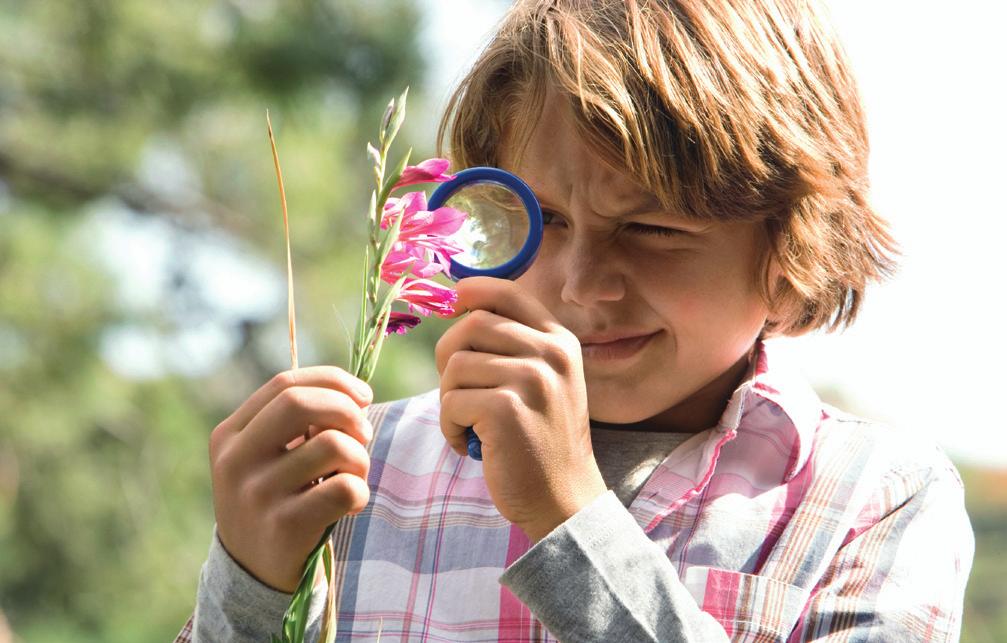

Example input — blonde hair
[437,0,899,336]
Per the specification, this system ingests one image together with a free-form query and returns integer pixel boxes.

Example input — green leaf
[375,198,405,267]
[368,188,379,232]
[379,147,413,206]
[280,544,326,642]
[361,271,410,381]
[372,272,409,324]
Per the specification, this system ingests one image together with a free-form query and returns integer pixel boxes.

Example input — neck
[591,346,755,434]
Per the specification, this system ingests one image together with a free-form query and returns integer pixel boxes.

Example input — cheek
[514,259,555,307]
[643,251,766,327]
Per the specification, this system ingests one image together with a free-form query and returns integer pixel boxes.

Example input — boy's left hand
[436,276,608,542]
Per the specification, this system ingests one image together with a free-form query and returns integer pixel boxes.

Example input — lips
[578,331,659,345]
[579,330,661,361]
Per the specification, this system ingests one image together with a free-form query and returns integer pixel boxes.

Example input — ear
[761,250,786,332]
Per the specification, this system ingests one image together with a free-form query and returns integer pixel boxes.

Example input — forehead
[498,90,662,215]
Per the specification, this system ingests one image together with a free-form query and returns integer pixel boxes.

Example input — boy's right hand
[208,366,374,594]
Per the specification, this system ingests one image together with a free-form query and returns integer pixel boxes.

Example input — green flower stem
[279,88,412,643]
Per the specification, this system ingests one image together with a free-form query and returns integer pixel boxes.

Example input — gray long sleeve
[192,494,725,643]
[498,490,729,642]
[192,525,325,642]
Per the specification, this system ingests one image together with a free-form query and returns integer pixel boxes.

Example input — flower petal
[397,277,458,317]
[381,191,427,230]
[393,158,456,189]
[384,311,422,336]
[381,248,444,283]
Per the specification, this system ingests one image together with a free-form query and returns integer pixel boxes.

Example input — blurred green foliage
[0,1,458,640]
[0,1,1003,642]
[959,467,1007,643]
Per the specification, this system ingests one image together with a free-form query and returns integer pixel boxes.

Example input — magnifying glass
[428,167,544,461]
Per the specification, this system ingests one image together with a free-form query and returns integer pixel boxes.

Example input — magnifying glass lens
[443,181,529,271]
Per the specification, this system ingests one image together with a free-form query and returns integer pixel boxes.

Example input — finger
[439,386,513,458]
[450,277,561,334]
[434,309,541,376]
[439,350,526,402]
[281,471,372,532]
[268,429,370,494]
[216,366,373,438]
[284,424,322,451]
[232,386,372,464]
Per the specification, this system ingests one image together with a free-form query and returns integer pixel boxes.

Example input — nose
[558,233,627,306]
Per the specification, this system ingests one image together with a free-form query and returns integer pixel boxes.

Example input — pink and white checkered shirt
[175,339,973,641]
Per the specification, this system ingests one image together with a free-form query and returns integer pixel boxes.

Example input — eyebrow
[535,192,666,220]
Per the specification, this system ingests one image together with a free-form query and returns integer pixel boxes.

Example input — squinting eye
[541,211,683,238]
[625,223,684,238]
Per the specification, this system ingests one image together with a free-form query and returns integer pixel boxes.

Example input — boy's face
[502,91,771,432]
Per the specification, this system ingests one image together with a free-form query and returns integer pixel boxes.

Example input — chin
[585,385,677,425]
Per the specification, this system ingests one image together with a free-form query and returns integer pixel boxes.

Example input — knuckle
[335,400,366,433]
[542,339,574,376]
[276,386,312,413]
[516,359,541,384]
[434,335,450,373]
[314,429,345,457]
[519,361,550,399]
[329,475,370,513]
[440,388,456,409]
[269,370,298,394]
[493,388,522,414]
[208,423,227,462]
[466,308,493,328]
[210,441,234,479]
[444,350,468,376]
[439,390,458,429]
[210,440,242,485]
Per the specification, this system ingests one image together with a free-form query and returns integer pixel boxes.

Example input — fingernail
[363,418,374,442]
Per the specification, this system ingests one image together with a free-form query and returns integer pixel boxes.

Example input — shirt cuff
[193,525,326,642]
[499,490,727,642]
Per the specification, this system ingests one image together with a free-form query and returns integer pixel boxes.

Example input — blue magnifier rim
[427,167,543,281]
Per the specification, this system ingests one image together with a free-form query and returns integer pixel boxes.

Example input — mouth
[580,330,661,361]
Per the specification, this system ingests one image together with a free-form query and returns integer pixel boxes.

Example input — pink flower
[381,249,444,282]
[381,191,467,274]
[384,311,422,336]
[393,158,455,189]
[397,277,458,317]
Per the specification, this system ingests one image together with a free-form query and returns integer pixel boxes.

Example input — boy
[178,0,974,640]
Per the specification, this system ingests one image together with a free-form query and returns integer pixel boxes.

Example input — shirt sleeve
[187,524,327,643]
[791,461,974,642]
[499,490,731,642]
[498,462,974,643]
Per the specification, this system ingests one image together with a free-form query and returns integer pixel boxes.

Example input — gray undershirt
[590,426,695,507]
[191,428,721,642]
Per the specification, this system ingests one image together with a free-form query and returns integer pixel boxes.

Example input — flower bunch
[272,88,466,643]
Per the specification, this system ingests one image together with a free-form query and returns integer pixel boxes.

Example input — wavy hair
[437,0,899,336]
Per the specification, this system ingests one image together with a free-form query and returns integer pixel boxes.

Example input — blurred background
[0,1,1003,641]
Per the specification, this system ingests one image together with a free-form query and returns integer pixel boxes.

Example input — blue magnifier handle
[427,167,543,462]
[465,427,483,460]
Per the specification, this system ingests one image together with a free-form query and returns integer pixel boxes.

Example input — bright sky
[417,0,1007,467]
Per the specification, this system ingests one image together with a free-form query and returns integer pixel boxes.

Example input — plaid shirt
[175,339,973,641]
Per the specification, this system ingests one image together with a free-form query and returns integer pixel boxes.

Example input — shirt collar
[716,338,823,482]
